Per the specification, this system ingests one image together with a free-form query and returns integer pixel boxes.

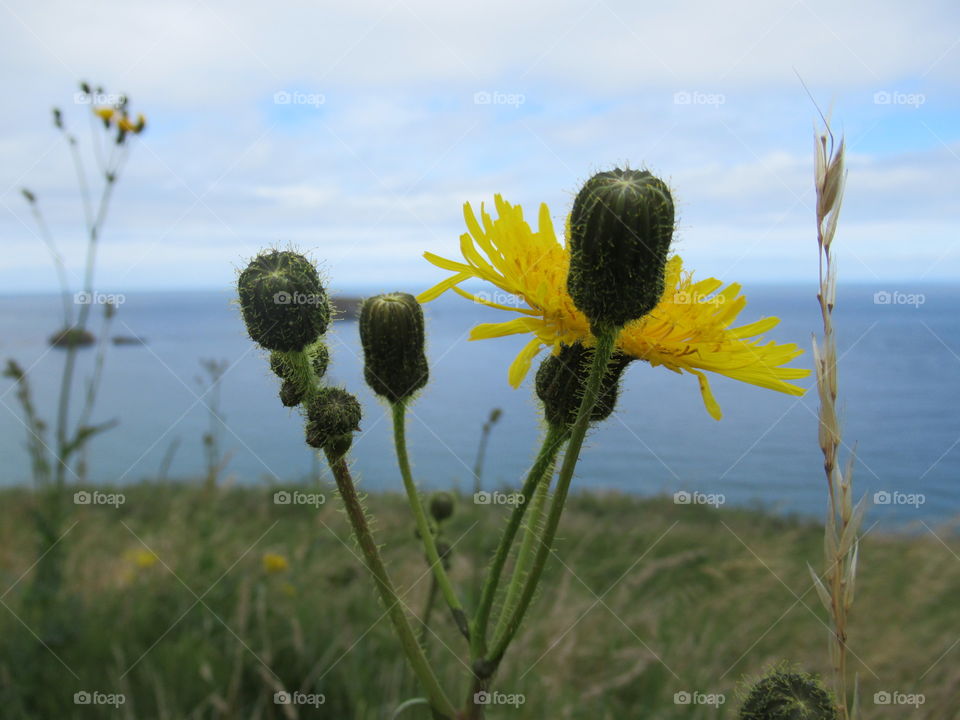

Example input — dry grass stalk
[807,120,864,720]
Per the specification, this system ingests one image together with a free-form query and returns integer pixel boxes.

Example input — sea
[0,285,957,528]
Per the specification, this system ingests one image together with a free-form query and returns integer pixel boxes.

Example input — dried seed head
[238,250,330,352]
[535,342,632,429]
[359,292,429,403]
[567,168,675,332]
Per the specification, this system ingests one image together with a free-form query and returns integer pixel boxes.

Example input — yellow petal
[417,271,472,303]
[508,336,544,388]
[690,369,722,420]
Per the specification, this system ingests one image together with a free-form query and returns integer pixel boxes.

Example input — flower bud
[359,293,428,404]
[309,341,330,379]
[535,342,632,429]
[238,250,330,352]
[279,380,303,407]
[567,168,674,331]
[305,387,362,457]
[269,351,289,379]
[429,491,455,522]
[739,665,838,720]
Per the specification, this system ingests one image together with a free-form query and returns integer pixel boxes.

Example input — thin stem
[472,421,492,496]
[418,575,440,647]
[392,401,469,640]
[485,328,617,668]
[324,450,456,719]
[491,445,556,645]
[26,202,73,327]
[470,423,567,661]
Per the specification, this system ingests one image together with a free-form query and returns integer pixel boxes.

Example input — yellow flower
[417,195,809,420]
[127,548,157,569]
[262,552,289,574]
[93,106,114,124]
[118,113,147,134]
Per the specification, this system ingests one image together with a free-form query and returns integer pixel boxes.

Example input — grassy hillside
[0,484,955,718]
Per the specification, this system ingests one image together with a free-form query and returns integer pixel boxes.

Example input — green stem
[470,423,568,662]
[324,450,456,719]
[392,401,469,639]
[491,443,556,645]
[485,328,618,668]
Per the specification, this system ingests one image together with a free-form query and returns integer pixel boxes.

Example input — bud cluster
[535,342,632,429]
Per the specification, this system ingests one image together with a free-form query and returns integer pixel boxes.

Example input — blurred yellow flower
[93,106,114,124]
[262,552,289,574]
[127,548,157,569]
[118,113,147,134]
[418,195,809,420]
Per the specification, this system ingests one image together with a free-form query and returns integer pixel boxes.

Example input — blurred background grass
[1,485,955,718]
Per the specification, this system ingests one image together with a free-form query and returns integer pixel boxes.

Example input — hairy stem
[392,401,469,640]
[325,450,456,719]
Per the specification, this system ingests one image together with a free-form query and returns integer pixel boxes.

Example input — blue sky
[1,0,958,294]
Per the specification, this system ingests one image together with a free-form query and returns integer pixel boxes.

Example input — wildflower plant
[237,167,810,718]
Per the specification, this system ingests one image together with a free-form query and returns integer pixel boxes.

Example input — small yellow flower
[93,106,114,124]
[418,195,810,420]
[262,552,289,574]
[118,113,147,134]
[127,548,157,569]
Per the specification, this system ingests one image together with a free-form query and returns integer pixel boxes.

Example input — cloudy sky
[1,0,957,294]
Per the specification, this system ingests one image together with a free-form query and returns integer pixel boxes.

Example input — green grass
[0,483,956,719]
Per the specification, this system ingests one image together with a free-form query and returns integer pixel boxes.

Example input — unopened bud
[279,380,304,407]
[305,387,362,457]
[535,342,632,429]
[739,664,837,720]
[567,168,674,331]
[359,293,428,403]
[429,491,454,522]
[238,250,330,352]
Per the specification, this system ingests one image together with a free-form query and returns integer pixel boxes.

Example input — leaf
[808,563,832,613]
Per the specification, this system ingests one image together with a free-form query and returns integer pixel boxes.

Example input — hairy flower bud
[305,387,362,456]
[359,293,428,404]
[309,341,330,379]
[238,250,330,352]
[279,380,303,407]
[535,342,632,429]
[739,665,838,720]
[429,491,455,523]
[567,168,674,331]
